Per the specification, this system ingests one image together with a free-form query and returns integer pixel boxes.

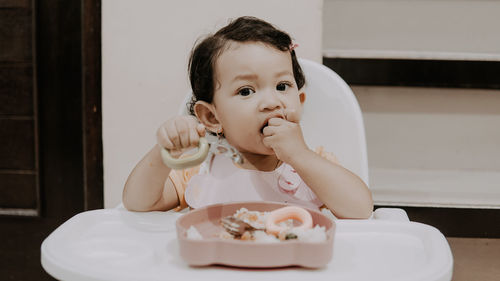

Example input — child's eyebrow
[232,74,258,82]
[274,70,294,78]
[232,71,293,83]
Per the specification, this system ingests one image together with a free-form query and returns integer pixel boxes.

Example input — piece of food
[186,225,203,240]
[265,206,313,236]
[215,207,325,242]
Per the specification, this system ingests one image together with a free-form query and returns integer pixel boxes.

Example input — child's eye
[276,82,292,91]
[238,87,255,96]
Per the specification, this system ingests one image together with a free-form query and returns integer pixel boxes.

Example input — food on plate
[265,206,313,235]
[186,225,203,240]
[218,206,326,242]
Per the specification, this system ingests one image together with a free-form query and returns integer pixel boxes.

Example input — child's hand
[156,116,206,158]
[262,108,308,163]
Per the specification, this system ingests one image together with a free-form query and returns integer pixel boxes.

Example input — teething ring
[160,137,209,170]
[265,206,313,236]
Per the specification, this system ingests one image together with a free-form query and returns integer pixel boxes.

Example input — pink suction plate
[176,201,336,268]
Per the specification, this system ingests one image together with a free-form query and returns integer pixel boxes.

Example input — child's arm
[287,150,373,219]
[263,111,373,219]
[122,116,205,211]
[122,144,177,211]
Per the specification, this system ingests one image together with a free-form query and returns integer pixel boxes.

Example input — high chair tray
[41,207,453,281]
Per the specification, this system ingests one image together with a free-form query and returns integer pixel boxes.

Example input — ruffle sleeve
[168,165,200,211]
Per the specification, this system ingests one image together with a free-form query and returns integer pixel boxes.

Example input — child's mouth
[260,122,269,134]
[260,114,285,134]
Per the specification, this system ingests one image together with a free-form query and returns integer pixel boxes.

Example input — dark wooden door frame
[36,0,103,219]
[82,0,103,211]
[0,0,102,279]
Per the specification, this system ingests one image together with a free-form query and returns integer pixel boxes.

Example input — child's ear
[299,92,306,105]
[193,101,220,133]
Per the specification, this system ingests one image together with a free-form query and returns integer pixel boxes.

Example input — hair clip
[289,43,299,51]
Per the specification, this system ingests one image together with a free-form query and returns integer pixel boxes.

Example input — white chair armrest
[373,208,410,222]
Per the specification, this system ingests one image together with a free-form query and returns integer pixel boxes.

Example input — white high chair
[41,59,453,281]
[299,58,369,186]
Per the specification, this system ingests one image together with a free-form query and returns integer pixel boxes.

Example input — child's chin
[244,146,272,156]
[260,146,275,156]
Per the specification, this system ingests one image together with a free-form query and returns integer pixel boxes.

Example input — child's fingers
[262,124,277,136]
[262,135,273,148]
[163,119,183,149]
[187,119,206,146]
[188,122,200,146]
[157,125,175,150]
[284,108,300,123]
[267,117,285,127]
[262,135,278,151]
[174,118,191,148]
[158,116,204,151]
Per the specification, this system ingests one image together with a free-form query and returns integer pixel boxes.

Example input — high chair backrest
[179,58,369,186]
[298,59,369,186]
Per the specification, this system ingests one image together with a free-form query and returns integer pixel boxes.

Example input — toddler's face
[210,42,305,155]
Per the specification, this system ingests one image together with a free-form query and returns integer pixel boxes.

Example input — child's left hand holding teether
[262,108,309,164]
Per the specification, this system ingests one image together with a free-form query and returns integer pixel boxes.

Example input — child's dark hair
[187,16,305,115]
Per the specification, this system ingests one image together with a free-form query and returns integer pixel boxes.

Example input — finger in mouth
[260,122,269,134]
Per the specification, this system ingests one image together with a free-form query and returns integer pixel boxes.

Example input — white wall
[324,0,500,60]
[355,86,500,208]
[324,0,500,208]
[102,0,324,208]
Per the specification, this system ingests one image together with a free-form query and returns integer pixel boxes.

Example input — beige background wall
[103,0,500,208]
[102,0,323,208]
[324,0,500,60]
[355,86,500,208]
[324,0,500,208]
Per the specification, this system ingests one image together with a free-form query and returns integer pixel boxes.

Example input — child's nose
[258,90,283,112]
